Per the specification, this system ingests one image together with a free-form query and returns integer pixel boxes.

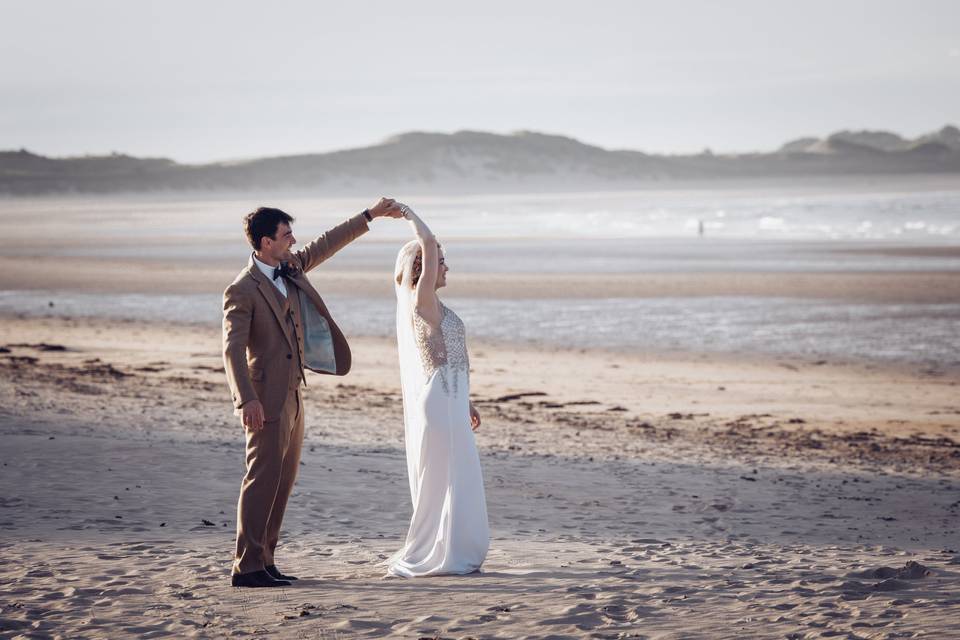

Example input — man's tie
[273,262,297,281]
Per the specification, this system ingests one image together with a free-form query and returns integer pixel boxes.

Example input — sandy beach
[2,186,960,638]
[1,310,959,639]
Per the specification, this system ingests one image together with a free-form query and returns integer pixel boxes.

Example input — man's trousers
[233,387,304,575]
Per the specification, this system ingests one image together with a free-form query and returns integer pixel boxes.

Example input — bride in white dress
[386,203,490,577]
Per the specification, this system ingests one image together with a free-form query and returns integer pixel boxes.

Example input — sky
[1,0,958,163]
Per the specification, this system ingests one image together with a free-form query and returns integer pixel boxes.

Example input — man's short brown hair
[243,207,294,250]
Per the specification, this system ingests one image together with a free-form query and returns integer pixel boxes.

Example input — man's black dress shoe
[265,564,299,581]
[231,569,291,588]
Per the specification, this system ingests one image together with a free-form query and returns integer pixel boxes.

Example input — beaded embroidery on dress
[412,302,470,396]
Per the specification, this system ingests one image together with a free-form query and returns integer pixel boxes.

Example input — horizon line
[4,123,957,166]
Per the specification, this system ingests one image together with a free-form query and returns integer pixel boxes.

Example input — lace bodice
[413,302,470,395]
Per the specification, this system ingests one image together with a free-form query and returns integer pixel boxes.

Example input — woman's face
[435,252,448,289]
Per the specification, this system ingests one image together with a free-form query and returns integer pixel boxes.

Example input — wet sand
[3,254,960,303]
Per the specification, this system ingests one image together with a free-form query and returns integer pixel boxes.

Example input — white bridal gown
[388,297,489,577]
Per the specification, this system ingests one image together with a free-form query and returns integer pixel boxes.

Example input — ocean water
[3,184,960,249]
[3,189,960,273]
[2,187,959,367]
[2,290,958,369]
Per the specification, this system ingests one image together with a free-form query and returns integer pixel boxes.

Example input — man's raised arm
[295,197,405,273]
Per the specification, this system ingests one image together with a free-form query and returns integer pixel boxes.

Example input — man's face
[264,222,296,260]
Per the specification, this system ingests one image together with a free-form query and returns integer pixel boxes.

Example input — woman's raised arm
[399,204,441,325]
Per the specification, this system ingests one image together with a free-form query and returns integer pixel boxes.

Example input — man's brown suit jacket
[222,213,369,421]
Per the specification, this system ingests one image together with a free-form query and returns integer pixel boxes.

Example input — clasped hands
[368,197,407,220]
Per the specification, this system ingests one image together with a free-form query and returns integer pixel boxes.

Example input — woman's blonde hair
[394,239,442,288]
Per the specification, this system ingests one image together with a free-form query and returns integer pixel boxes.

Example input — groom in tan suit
[223,198,403,587]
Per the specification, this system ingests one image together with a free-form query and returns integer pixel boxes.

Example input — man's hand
[469,402,481,432]
[369,197,405,219]
[241,399,265,432]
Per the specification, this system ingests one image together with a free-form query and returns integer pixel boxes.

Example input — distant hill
[2,125,959,195]
[778,125,960,155]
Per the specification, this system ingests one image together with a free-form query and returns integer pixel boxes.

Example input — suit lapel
[286,271,330,317]
[282,256,352,376]
[247,256,295,351]
[285,270,311,298]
